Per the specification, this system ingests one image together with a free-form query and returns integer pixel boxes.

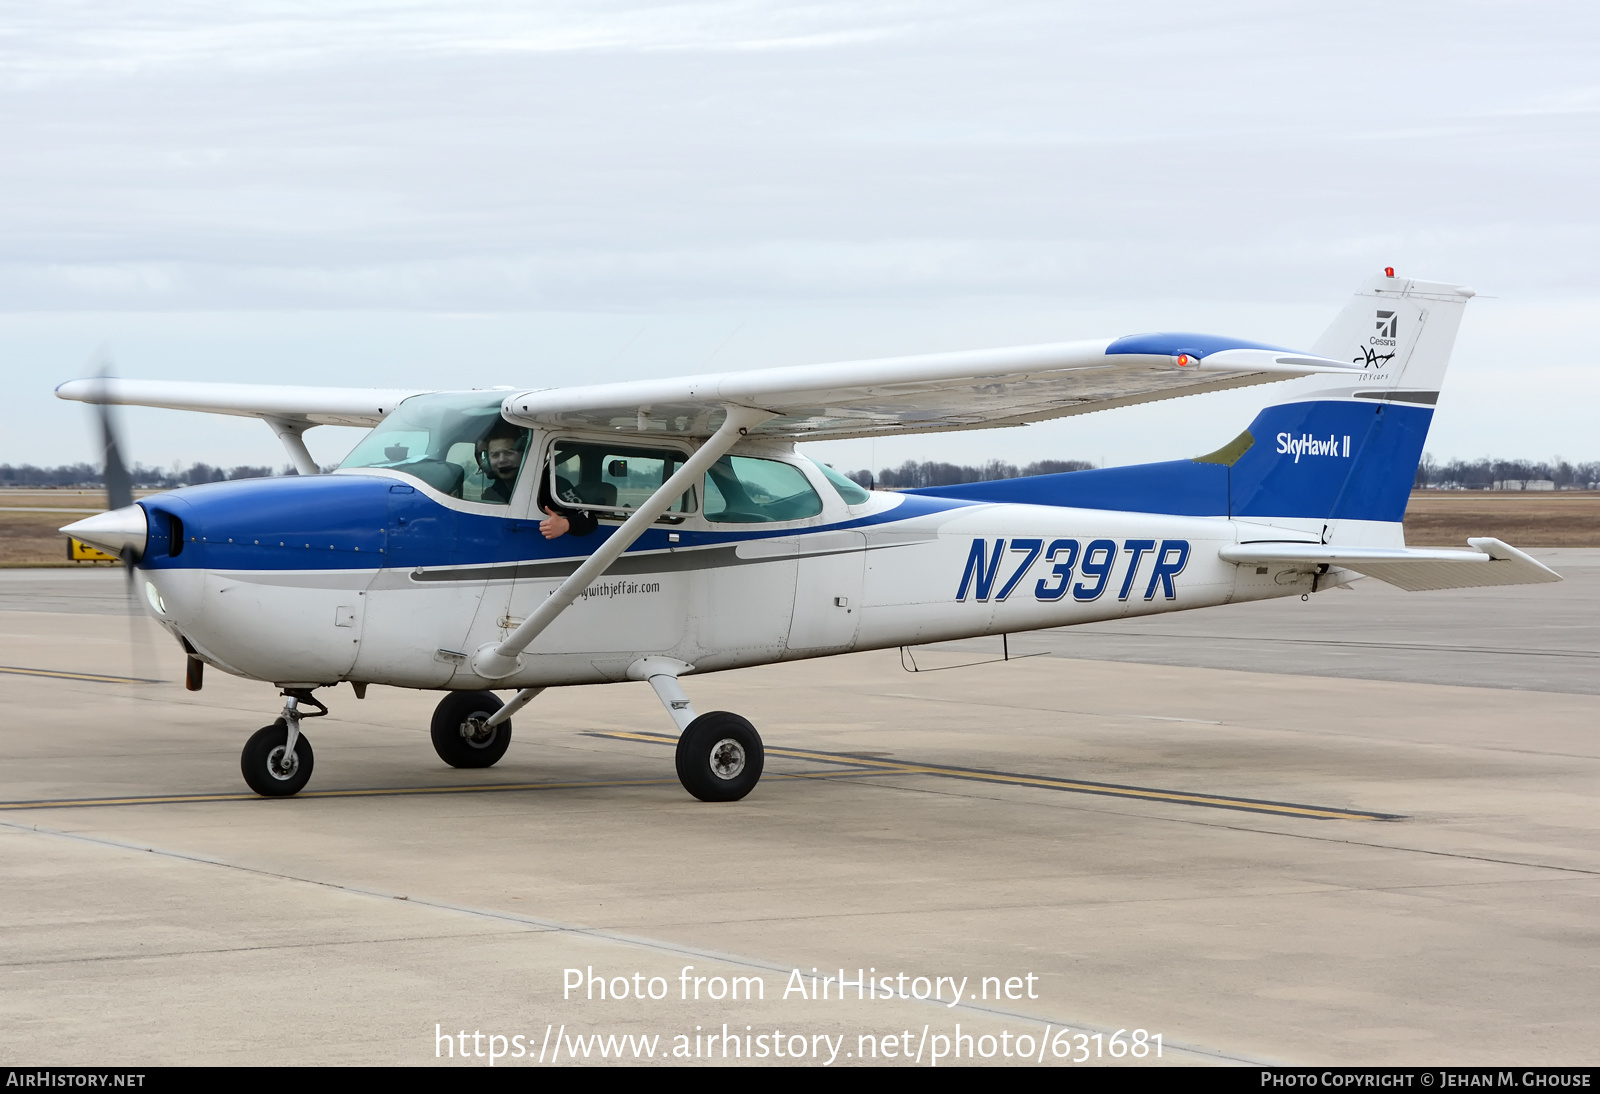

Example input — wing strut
[267,418,320,476]
[470,404,776,680]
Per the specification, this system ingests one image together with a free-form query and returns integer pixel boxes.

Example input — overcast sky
[3,2,1597,473]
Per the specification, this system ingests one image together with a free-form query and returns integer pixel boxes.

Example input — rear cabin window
[812,459,872,504]
[703,456,823,524]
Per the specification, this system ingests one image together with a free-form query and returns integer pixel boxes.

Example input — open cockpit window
[703,456,823,524]
[339,392,530,505]
[548,440,694,518]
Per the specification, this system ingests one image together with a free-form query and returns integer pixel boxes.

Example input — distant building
[1490,479,1556,491]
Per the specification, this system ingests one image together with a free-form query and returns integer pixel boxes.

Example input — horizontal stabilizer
[1218,538,1562,592]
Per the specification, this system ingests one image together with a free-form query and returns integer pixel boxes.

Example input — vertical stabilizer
[1224,271,1476,538]
[1304,271,1476,400]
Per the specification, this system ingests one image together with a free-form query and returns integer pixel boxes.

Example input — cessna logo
[1355,308,1398,369]
[1277,433,1351,462]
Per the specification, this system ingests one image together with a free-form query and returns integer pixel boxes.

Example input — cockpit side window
[548,440,694,516]
[338,393,530,505]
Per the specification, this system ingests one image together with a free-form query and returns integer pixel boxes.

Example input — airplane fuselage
[133,460,1336,691]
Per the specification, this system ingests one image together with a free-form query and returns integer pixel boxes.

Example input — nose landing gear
[241,689,326,797]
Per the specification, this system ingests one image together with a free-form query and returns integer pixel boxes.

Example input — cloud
[4,2,1598,463]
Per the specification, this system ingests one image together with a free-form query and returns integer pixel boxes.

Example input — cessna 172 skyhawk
[58,271,1559,802]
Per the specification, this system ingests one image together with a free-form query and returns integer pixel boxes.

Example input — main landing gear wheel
[431,691,513,769]
[675,711,764,802]
[241,719,315,797]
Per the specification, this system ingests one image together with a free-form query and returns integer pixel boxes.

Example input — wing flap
[1219,538,1562,592]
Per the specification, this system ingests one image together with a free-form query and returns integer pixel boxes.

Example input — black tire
[675,711,763,802]
[430,691,513,769]
[241,720,315,797]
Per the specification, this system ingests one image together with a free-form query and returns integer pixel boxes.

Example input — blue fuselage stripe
[135,476,973,572]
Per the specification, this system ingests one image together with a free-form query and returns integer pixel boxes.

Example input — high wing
[56,335,1358,444]
[54,378,426,428]
[54,378,431,475]
[1218,539,1562,592]
[501,335,1360,440]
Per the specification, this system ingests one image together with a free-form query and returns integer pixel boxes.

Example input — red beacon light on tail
[1385,267,1396,277]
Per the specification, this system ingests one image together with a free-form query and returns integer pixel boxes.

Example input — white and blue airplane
[57,271,1560,802]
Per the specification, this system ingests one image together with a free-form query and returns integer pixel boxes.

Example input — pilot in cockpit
[477,421,596,540]
[479,428,525,505]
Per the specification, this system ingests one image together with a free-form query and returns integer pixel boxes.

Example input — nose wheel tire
[241,720,315,797]
[430,691,513,769]
[675,711,763,802]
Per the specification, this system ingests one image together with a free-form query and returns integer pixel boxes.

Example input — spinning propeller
[60,359,165,684]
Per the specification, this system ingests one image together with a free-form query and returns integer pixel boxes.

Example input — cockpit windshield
[338,392,529,504]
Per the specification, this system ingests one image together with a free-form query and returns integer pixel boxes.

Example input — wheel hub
[265,745,300,781]
[708,738,746,780]
[459,715,498,747]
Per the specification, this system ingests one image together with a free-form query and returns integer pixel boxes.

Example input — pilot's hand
[539,506,570,539]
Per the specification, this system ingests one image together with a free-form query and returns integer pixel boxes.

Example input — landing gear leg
[639,665,764,802]
[241,689,325,797]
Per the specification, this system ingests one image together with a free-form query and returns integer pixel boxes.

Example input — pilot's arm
[538,475,598,539]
